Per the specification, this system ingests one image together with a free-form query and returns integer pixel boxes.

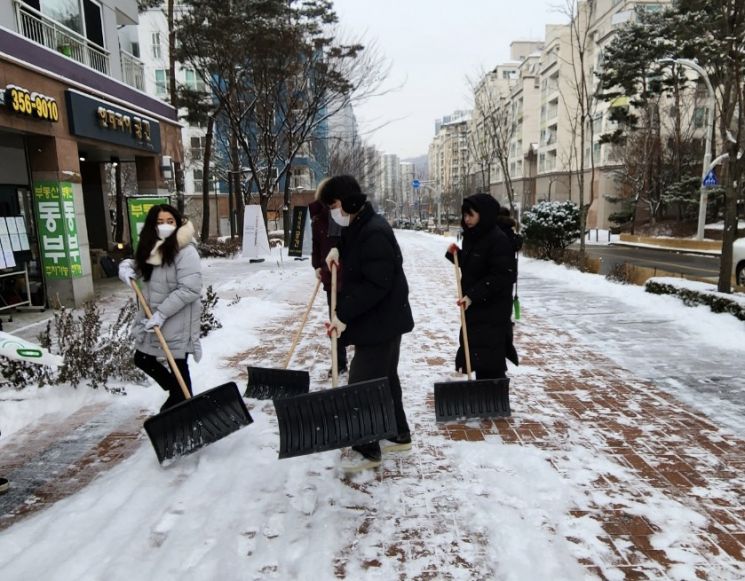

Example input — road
[580,243,720,278]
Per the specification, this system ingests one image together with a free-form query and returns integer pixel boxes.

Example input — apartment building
[429,110,471,219]
[506,51,542,211]
[399,161,415,219]
[468,63,518,193]
[381,153,400,214]
[0,0,182,307]
[453,0,679,229]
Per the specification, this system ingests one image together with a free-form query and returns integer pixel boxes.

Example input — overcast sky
[332,0,565,159]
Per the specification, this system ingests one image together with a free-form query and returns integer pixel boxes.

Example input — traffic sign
[703,170,718,187]
[412,179,421,189]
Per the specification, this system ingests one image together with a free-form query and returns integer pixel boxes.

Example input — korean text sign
[33,181,82,279]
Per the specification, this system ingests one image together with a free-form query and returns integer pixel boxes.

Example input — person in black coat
[446,193,517,379]
[319,175,415,473]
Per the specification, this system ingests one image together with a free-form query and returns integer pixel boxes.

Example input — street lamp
[660,58,715,240]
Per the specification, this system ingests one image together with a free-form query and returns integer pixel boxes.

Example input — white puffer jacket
[134,221,202,361]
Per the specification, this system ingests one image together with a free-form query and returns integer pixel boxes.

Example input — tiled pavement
[0,403,146,532]
[1,281,744,579]
[324,298,745,579]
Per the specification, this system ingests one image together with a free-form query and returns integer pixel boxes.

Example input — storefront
[0,33,183,311]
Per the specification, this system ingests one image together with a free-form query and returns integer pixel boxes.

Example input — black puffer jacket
[446,194,517,374]
[337,203,414,346]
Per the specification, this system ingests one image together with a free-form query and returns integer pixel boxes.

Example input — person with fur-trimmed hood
[319,175,415,473]
[308,180,347,375]
[446,193,518,379]
[118,204,202,411]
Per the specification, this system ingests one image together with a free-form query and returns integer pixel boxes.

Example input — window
[184,69,205,92]
[154,69,168,97]
[193,169,206,193]
[693,107,707,129]
[191,136,206,160]
[152,32,161,59]
[40,0,83,34]
[83,0,102,47]
[32,0,103,46]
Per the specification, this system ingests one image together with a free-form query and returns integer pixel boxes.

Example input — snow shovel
[273,264,397,459]
[245,278,321,399]
[132,282,253,464]
[434,252,510,421]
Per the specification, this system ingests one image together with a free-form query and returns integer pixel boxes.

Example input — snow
[1,231,744,579]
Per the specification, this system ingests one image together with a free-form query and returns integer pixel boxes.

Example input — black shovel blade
[434,378,511,422]
[245,366,310,400]
[144,382,253,464]
[274,377,397,459]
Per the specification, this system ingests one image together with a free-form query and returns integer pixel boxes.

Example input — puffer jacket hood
[462,193,501,239]
[176,220,196,248]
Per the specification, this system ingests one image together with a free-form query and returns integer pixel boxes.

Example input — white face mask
[330,207,350,227]
[157,224,177,240]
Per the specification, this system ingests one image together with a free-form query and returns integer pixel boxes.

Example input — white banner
[241,205,271,258]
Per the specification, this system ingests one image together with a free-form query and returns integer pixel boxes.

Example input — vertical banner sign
[127,196,169,250]
[242,205,271,258]
[288,206,307,257]
[33,181,83,279]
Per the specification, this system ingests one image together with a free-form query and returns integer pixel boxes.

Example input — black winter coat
[447,194,517,375]
[336,203,414,346]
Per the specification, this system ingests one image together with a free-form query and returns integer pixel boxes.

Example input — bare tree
[467,70,517,211]
[558,0,597,263]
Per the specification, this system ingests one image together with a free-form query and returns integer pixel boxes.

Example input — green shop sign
[33,181,83,279]
[127,196,169,250]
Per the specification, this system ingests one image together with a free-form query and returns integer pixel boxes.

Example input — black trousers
[134,350,192,410]
[476,368,506,380]
[326,289,347,369]
[349,335,410,460]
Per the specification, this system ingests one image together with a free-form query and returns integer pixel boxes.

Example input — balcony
[121,50,145,91]
[14,0,145,91]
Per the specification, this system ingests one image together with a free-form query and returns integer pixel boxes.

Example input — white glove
[325,248,339,270]
[315,267,322,280]
[325,315,347,338]
[118,259,137,287]
[143,311,167,332]
[456,295,472,310]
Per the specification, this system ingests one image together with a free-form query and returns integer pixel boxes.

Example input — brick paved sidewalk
[0,402,146,532]
[330,310,745,580]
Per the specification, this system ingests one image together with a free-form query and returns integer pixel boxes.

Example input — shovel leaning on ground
[434,251,511,421]
[132,281,253,463]
[273,263,398,459]
[245,278,321,399]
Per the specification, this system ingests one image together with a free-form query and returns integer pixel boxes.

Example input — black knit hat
[318,175,367,214]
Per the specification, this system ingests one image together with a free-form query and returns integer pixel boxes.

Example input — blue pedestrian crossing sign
[412,179,421,189]
[703,170,718,187]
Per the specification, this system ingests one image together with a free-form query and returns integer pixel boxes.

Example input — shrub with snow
[522,201,581,259]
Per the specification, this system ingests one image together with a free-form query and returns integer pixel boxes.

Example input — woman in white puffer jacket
[118,204,202,411]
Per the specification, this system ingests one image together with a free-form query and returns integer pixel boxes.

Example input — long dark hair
[135,204,183,281]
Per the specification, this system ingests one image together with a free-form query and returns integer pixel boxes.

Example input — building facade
[0,0,183,308]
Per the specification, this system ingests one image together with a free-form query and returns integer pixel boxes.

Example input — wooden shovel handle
[131,280,192,400]
[453,252,472,379]
[283,278,321,369]
[330,262,339,388]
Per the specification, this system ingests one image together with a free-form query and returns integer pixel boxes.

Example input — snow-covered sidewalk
[1,230,744,580]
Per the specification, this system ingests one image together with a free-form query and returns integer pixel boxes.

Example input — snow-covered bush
[200,285,222,337]
[53,300,145,389]
[198,237,241,257]
[521,201,581,259]
[645,279,745,321]
[0,300,145,390]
